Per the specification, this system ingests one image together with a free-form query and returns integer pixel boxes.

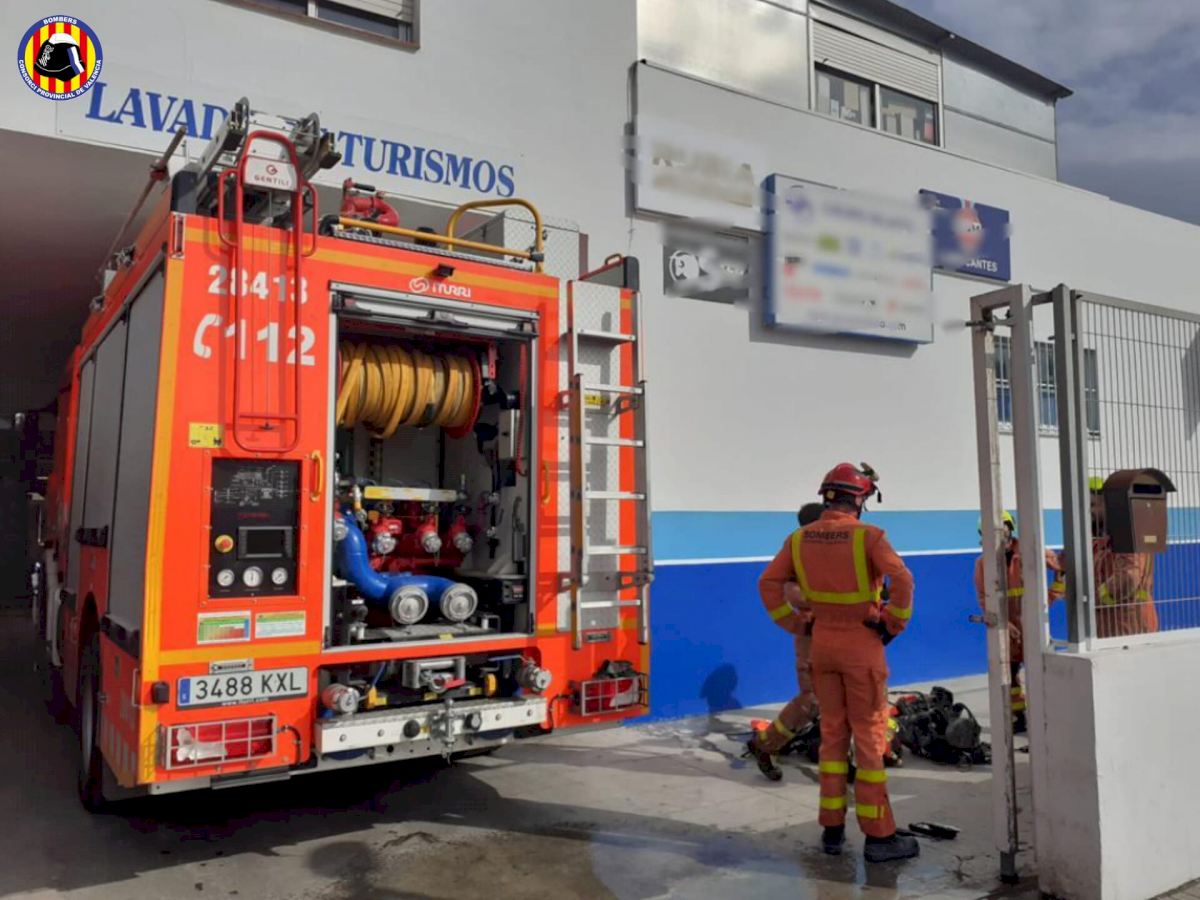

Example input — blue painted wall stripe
[643,539,1200,721]
[652,509,1067,560]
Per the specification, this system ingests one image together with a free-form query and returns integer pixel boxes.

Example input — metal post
[1052,285,1096,647]
[1008,285,1054,892]
[969,288,1019,883]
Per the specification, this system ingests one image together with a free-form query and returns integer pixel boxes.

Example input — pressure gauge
[216,569,235,588]
[271,567,289,586]
[242,566,264,589]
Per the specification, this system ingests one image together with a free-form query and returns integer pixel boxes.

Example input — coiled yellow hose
[336,341,478,439]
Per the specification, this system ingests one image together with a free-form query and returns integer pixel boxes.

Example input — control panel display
[209,460,299,597]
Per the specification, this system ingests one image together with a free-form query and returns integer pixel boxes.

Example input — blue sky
[898,0,1200,225]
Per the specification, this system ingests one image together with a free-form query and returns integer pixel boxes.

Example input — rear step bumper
[315,696,549,755]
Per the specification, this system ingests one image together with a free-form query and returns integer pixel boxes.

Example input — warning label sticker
[255,611,306,640]
[197,612,251,644]
[188,423,224,449]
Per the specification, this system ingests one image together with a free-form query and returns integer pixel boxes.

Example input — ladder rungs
[585,491,646,501]
[577,572,654,590]
[588,545,648,556]
[578,329,636,344]
[584,436,645,448]
[583,383,642,396]
[580,599,643,610]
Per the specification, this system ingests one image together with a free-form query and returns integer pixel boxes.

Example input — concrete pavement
[0,608,1039,900]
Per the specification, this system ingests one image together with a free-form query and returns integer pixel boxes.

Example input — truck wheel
[76,631,108,813]
[47,607,70,725]
[31,566,44,636]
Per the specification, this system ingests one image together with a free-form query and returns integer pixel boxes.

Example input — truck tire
[47,606,70,725]
[76,631,108,812]
[31,565,44,637]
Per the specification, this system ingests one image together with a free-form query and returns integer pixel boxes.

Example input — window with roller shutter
[228,0,417,46]
[812,21,939,101]
[810,11,942,147]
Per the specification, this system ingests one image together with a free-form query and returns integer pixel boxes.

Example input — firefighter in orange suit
[755,463,919,862]
[1090,477,1158,638]
[746,502,826,781]
[973,511,1065,733]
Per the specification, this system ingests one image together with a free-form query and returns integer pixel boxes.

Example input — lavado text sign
[75,80,518,197]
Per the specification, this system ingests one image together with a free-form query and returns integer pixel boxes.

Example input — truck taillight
[162,715,276,769]
[577,671,644,716]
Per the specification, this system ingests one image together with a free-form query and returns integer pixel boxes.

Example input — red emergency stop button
[214,534,234,554]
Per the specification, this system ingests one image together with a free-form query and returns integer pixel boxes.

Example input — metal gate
[970,284,1200,888]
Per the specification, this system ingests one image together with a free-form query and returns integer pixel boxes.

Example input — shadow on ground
[0,610,1037,900]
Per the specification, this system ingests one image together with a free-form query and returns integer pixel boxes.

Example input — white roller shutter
[333,0,414,23]
[812,21,940,101]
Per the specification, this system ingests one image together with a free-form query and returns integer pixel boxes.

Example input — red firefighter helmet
[819,462,880,505]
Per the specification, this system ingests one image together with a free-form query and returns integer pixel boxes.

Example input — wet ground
[1,607,1042,900]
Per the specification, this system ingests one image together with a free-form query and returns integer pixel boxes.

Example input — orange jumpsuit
[972,539,1064,714]
[754,581,817,754]
[759,509,914,838]
[1093,536,1157,638]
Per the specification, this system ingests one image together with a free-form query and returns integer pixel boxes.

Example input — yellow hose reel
[336,341,481,439]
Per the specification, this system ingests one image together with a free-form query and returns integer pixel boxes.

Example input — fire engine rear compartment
[325,285,538,652]
[40,107,651,798]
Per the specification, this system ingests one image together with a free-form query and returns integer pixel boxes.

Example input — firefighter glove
[865,620,896,646]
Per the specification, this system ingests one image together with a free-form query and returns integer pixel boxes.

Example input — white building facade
[4,0,1200,728]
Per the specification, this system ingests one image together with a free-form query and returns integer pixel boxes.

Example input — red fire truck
[33,102,652,809]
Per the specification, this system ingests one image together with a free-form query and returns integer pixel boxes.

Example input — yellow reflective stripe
[886,603,912,620]
[1050,580,1066,592]
[1098,585,1152,606]
[792,528,880,605]
[806,588,882,605]
[820,796,847,810]
[772,719,796,739]
[791,529,811,596]
[819,760,849,775]
[852,528,870,599]
[1007,587,1025,597]
[1011,700,1027,712]
[856,803,884,819]
[768,603,793,622]
[1010,687,1024,695]
[856,769,887,784]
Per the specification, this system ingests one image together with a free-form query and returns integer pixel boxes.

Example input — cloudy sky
[898,0,1200,225]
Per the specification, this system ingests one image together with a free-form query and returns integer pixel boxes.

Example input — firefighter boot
[864,833,920,863]
[1012,710,1028,734]
[745,738,783,782]
[822,825,846,856]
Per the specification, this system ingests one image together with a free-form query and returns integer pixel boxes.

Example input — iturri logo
[408,276,472,300]
[17,15,102,101]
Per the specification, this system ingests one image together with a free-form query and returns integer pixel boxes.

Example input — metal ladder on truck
[563,256,653,650]
[191,99,340,452]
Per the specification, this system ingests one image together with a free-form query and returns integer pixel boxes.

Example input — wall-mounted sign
[920,190,1011,282]
[662,222,751,304]
[633,116,765,231]
[56,72,520,199]
[764,175,933,343]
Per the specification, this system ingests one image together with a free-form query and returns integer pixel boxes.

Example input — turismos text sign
[64,78,518,199]
[920,190,1011,282]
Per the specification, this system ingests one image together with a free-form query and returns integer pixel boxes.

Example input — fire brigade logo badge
[16,15,102,101]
